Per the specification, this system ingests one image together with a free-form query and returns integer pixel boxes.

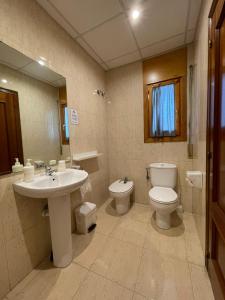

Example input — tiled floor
[5,199,214,300]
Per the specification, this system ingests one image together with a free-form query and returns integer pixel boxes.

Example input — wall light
[1,78,8,83]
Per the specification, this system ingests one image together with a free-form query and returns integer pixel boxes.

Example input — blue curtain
[151,83,176,137]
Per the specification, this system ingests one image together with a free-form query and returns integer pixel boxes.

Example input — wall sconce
[93,89,105,97]
[93,89,111,104]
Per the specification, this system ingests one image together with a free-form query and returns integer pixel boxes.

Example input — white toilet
[109,179,134,214]
[149,163,178,229]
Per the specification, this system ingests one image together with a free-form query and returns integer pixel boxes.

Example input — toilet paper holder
[185,171,203,189]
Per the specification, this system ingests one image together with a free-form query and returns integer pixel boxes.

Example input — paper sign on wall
[71,109,79,125]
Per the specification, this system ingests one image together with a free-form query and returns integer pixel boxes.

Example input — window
[151,83,175,137]
[144,77,186,143]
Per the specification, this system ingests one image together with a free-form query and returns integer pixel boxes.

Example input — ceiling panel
[37,0,78,38]
[48,0,122,34]
[76,37,103,64]
[188,0,202,30]
[83,15,138,61]
[51,77,66,87]
[36,0,202,70]
[122,0,147,9]
[22,61,63,83]
[130,0,189,48]
[106,50,141,69]
[186,29,195,44]
[141,34,185,58]
[0,42,32,69]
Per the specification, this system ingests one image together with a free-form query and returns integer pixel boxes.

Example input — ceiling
[37,0,202,70]
[0,42,65,87]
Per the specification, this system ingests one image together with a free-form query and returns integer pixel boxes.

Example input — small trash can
[75,202,97,234]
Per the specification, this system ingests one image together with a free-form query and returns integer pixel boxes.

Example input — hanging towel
[80,178,92,199]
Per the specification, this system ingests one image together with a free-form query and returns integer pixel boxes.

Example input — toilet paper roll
[186,171,203,189]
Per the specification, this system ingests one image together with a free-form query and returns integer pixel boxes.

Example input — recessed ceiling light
[131,9,140,20]
[1,78,8,83]
[37,59,45,66]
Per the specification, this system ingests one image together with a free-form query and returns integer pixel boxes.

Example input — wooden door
[0,88,23,175]
[207,0,225,299]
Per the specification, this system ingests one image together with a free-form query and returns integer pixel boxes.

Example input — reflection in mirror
[0,42,70,175]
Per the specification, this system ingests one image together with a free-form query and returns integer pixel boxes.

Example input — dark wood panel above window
[143,48,187,143]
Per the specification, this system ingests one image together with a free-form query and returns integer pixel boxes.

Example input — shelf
[73,151,102,161]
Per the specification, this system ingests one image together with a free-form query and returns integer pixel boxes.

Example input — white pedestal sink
[13,169,88,268]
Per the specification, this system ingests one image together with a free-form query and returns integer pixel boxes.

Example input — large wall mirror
[0,42,70,175]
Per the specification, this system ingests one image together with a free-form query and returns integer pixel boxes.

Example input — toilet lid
[149,187,177,204]
[109,180,133,193]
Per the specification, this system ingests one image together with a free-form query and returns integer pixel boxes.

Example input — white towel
[80,178,92,199]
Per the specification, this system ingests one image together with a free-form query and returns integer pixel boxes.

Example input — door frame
[206,0,225,299]
[0,87,24,174]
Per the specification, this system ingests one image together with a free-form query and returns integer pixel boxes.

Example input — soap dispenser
[23,159,34,182]
[12,158,23,173]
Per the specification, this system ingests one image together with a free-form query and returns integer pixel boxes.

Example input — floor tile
[126,203,152,224]
[185,232,205,266]
[72,231,107,268]
[144,223,187,261]
[183,213,199,235]
[135,248,194,300]
[6,260,45,299]
[7,262,87,300]
[73,271,133,300]
[5,204,215,300]
[97,198,116,215]
[110,218,147,247]
[189,264,215,300]
[95,212,120,235]
[91,237,142,290]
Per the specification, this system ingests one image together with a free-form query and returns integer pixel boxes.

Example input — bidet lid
[149,187,177,204]
[109,180,133,193]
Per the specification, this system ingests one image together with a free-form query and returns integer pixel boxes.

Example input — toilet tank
[150,163,177,188]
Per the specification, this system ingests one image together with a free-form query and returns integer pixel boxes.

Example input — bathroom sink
[13,168,88,268]
[13,168,88,198]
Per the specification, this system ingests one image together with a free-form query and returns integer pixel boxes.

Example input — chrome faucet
[45,166,56,178]
[120,177,128,184]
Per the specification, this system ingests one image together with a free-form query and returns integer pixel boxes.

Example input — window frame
[144,76,187,143]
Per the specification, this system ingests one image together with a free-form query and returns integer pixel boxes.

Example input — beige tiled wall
[191,0,213,253]
[0,0,108,298]
[0,63,61,163]
[106,61,193,207]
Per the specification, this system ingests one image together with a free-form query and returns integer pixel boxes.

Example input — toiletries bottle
[12,158,23,173]
[58,160,66,172]
[23,159,34,182]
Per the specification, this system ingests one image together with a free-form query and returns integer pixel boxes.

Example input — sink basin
[13,169,88,198]
[13,168,88,268]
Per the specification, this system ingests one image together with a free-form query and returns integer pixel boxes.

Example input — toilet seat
[149,186,177,205]
[109,180,133,194]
